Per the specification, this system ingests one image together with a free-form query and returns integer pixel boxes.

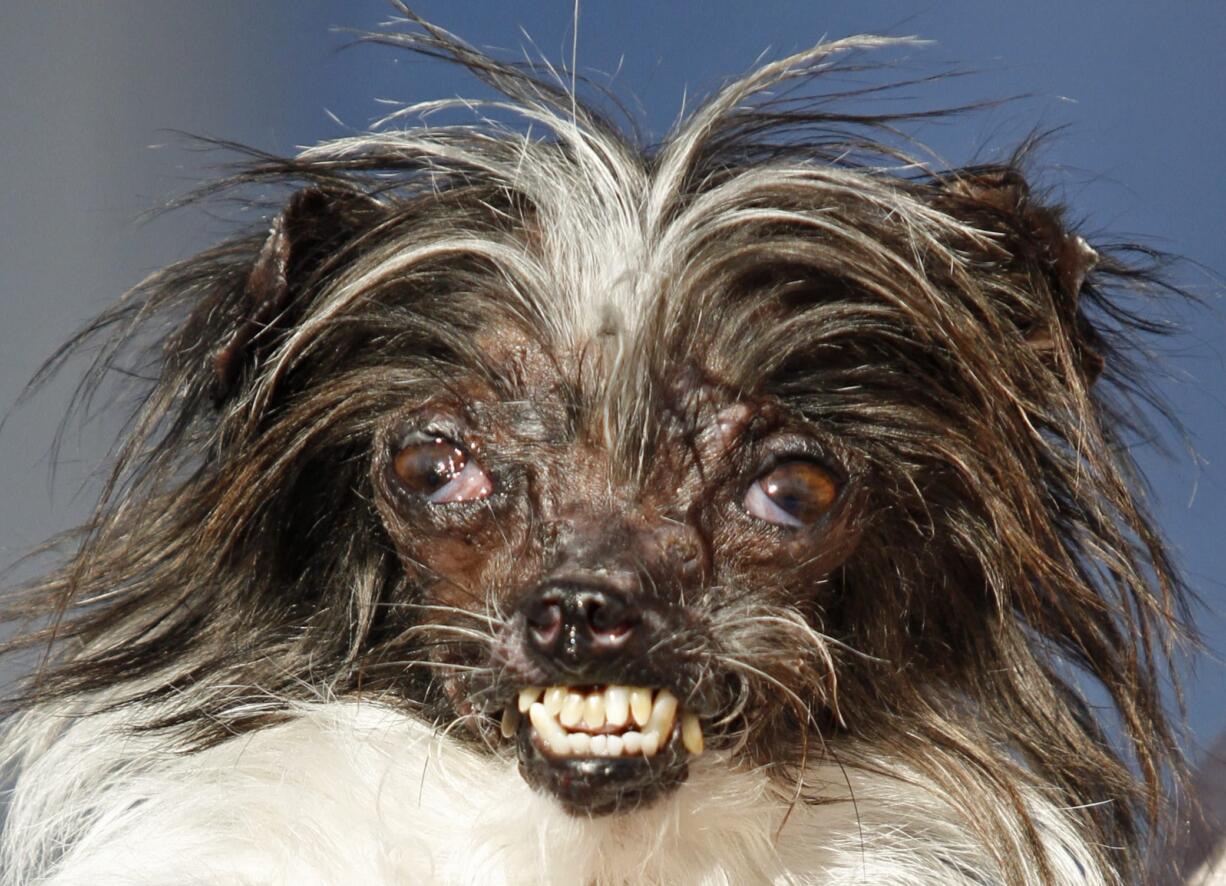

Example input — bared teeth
[501,706,519,738]
[559,692,584,728]
[646,688,678,738]
[517,687,542,713]
[641,731,660,756]
[514,684,704,760]
[681,712,703,754]
[605,686,630,726]
[629,688,652,727]
[529,702,569,754]
[583,692,606,728]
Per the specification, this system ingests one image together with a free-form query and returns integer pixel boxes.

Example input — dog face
[3,17,1186,881]
[197,139,1115,822]
[367,322,865,812]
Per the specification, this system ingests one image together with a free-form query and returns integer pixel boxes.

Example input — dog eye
[390,436,493,504]
[743,460,839,527]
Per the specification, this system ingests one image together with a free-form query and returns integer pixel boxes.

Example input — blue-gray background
[1,3,1223,758]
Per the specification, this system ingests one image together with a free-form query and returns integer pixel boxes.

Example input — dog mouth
[499,684,704,814]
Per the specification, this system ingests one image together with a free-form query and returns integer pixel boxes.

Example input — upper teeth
[509,685,704,758]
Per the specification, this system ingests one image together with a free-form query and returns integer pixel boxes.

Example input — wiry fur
[0,7,1189,885]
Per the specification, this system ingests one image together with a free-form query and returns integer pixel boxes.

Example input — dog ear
[210,187,382,406]
[938,168,1105,384]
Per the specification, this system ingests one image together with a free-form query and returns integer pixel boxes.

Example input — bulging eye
[390,435,493,504]
[743,459,839,528]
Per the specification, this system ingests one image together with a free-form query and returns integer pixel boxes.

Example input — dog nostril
[585,594,638,639]
[525,596,564,651]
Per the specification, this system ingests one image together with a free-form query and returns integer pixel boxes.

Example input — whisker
[393,602,502,625]
[709,654,816,717]
[398,624,495,643]
[369,660,493,674]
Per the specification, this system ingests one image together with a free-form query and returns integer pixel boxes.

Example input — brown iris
[392,438,470,494]
[389,431,493,504]
[745,459,839,527]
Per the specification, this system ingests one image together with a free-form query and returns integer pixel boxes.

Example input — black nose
[520,582,640,665]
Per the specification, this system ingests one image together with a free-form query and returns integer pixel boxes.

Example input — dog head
[9,12,1186,879]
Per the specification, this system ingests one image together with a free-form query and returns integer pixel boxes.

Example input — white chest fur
[1,702,1104,885]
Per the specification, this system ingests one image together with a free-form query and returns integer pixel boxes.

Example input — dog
[0,8,1192,885]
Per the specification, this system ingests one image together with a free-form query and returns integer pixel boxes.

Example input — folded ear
[211,187,383,405]
[937,168,1104,384]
